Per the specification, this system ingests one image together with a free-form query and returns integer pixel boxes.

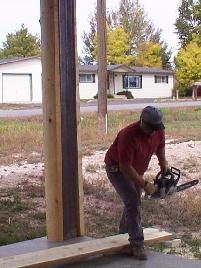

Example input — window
[79,74,95,83]
[123,75,142,89]
[154,75,168,83]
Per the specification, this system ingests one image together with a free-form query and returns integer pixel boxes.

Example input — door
[2,73,32,103]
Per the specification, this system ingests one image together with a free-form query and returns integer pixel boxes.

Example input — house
[0,56,174,103]
[79,64,174,99]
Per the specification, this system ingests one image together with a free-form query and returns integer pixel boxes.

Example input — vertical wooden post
[97,0,107,134]
[40,0,84,242]
[59,0,85,239]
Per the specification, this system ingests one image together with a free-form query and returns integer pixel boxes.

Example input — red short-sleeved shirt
[104,121,165,175]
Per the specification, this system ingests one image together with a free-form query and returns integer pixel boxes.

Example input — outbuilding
[0,56,42,103]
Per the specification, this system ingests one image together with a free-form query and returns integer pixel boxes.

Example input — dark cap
[141,106,165,130]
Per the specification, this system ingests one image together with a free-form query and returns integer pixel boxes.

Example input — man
[104,106,168,260]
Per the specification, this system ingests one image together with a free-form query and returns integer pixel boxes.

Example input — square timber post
[40,0,84,241]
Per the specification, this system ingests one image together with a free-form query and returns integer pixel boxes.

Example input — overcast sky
[0,0,181,57]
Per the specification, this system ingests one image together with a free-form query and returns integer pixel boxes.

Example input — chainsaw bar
[176,179,199,192]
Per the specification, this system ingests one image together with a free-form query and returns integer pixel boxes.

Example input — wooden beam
[97,0,107,134]
[59,0,85,240]
[0,228,172,268]
[40,0,84,241]
[40,0,63,242]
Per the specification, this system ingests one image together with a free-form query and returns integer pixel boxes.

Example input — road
[0,100,201,117]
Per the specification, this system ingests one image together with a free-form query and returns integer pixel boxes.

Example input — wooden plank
[0,228,172,268]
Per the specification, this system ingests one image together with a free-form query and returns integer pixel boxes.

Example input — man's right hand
[144,181,156,195]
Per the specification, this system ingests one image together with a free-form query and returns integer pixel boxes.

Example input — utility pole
[97,0,107,134]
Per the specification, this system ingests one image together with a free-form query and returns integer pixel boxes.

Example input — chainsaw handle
[155,170,174,182]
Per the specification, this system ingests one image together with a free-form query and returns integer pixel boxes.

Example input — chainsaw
[147,167,199,199]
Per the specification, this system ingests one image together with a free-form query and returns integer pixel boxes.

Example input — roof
[0,56,40,65]
[0,57,174,75]
[131,66,174,75]
[79,64,174,75]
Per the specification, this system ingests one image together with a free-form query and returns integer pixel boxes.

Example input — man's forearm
[119,164,145,188]
[156,147,168,173]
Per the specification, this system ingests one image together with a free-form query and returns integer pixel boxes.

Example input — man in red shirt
[104,106,168,260]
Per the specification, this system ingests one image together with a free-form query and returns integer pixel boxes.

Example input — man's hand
[159,160,169,175]
[144,181,156,195]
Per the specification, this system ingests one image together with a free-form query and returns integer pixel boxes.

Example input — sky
[0,0,181,59]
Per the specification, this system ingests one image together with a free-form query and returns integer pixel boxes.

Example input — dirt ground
[0,139,201,258]
[0,139,201,191]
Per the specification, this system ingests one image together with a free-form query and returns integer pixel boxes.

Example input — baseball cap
[141,106,165,130]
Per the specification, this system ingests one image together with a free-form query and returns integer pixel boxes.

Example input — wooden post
[97,0,107,134]
[40,0,84,242]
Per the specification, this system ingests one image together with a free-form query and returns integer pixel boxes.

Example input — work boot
[120,245,133,256]
[132,246,147,260]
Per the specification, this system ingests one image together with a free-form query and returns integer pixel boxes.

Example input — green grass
[0,186,46,246]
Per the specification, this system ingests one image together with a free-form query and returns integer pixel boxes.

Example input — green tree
[135,42,162,68]
[175,0,198,48]
[82,11,97,64]
[81,0,172,68]
[193,0,201,44]
[0,24,40,59]
[175,40,201,95]
[93,27,133,65]
[114,0,158,54]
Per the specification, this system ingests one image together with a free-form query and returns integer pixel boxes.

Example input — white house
[79,64,175,99]
[0,56,175,103]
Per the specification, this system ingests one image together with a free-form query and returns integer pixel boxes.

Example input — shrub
[116,90,133,99]
[93,93,114,99]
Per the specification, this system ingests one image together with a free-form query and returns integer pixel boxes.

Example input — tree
[175,0,198,48]
[81,0,172,68]
[93,27,133,64]
[0,24,40,59]
[193,0,201,44]
[113,0,158,54]
[82,11,97,64]
[135,42,162,68]
[175,40,201,95]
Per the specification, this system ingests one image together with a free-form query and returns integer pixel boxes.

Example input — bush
[116,90,133,99]
[93,93,114,99]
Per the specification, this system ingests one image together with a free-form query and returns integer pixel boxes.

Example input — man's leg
[106,167,144,247]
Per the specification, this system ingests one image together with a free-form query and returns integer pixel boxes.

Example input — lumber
[0,228,172,268]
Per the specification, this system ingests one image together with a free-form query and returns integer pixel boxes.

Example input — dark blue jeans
[106,166,144,248]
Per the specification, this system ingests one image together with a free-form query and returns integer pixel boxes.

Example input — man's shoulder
[119,121,140,138]
[121,121,139,132]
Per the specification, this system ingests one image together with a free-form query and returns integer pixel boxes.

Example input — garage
[2,73,32,103]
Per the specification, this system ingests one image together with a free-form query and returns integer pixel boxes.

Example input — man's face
[140,119,155,136]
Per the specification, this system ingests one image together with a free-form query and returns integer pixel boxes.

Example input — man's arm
[119,163,155,195]
[156,146,169,174]
[119,163,145,188]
